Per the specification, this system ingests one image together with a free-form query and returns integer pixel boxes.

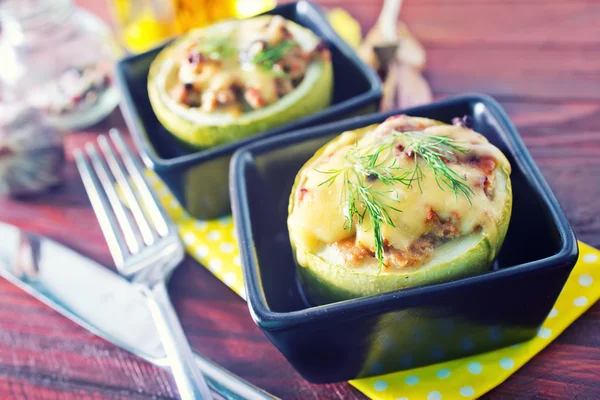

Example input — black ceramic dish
[230,93,579,383]
[114,1,382,220]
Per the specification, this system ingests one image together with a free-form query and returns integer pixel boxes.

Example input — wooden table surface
[1,0,599,399]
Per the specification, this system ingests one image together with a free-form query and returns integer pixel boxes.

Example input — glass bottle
[109,0,277,53]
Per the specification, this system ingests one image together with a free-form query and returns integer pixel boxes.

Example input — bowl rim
[230,92,579,331]
[114,0,382,171]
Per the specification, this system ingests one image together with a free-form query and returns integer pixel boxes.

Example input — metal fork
[74,129,213,400]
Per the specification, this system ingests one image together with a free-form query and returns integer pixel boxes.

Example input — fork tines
[74,129,172,269]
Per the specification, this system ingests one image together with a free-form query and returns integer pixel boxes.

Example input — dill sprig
[316,130,474,271]
[197,35,236,59]
[318,166,402,266]
[251,40,297,75]
[395,130,474,201]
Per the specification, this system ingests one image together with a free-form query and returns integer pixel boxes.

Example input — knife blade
[0,221,277,400]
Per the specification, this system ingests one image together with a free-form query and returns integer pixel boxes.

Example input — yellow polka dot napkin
[146,171,599,400]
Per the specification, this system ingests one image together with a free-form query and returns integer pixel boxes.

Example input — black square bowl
[114,1,381,220]
[230,93,579,383]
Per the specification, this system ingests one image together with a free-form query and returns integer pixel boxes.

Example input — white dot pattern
[220,242,235,253]
[427,391,442,400]
[208,259,222,272]
[574,296,588,306]
[467,362,482,375]
[373,381,388,392]
[405,376,419,386]
[195,221,208,230]
[537,327,552,339]
[195,245,209,258]
[436,369,451,379]
[182,232,196,245]
[578,274,593,287]
[207,230,221,241]
[460,386,475,397]
[224,272,237,286]
[499,357,514,370]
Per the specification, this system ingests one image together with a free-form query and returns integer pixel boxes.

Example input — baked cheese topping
[288,115,512,271]
[157,15,329,116]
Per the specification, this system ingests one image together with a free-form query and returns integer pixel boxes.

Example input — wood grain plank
[306,0,600,46]
[425,47,600,100]
[486,344,600,399]
[0,374,171,400]
[403,3,600,47]
[284,0,600,100]
[497,101,600,247]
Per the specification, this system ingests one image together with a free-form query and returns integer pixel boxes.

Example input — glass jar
[0,103,65,197]
[0,0,123,131]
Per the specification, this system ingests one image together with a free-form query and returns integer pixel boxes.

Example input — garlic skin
[381,62,433,111]
[357,20,432,111]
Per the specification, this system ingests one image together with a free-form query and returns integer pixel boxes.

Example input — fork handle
[146,282,213,400]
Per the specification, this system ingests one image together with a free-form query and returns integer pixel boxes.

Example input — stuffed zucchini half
[288,115,512,305]
[148,15,333,149]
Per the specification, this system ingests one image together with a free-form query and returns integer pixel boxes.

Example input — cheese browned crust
[288,115,512,274]
[160,15,329,115]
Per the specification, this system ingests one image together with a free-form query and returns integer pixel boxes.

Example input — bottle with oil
[109,0,277,53]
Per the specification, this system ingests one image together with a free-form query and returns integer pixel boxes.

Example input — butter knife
[0,221,277,400]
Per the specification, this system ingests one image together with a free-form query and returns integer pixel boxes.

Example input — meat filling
[168,16,330,112]
[333,209,463,270]
[384,210,461,268]
[470,156,497,199]
[334,238,374,264]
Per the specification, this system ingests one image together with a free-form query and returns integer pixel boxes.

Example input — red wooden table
[1,0,600,398]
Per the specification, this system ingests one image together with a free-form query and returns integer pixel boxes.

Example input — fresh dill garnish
[394,130,474,201]
[316,130,474,271]
[318,166,401,268]
[197,35,236,59]
[251,40,297,75]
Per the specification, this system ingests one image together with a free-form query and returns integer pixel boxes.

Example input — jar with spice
[0,0,123,131]
[0,103,64,197]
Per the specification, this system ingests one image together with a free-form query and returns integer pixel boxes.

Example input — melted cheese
[161,15,318,111]
[288,116,512,268]
[241,64,278,104]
